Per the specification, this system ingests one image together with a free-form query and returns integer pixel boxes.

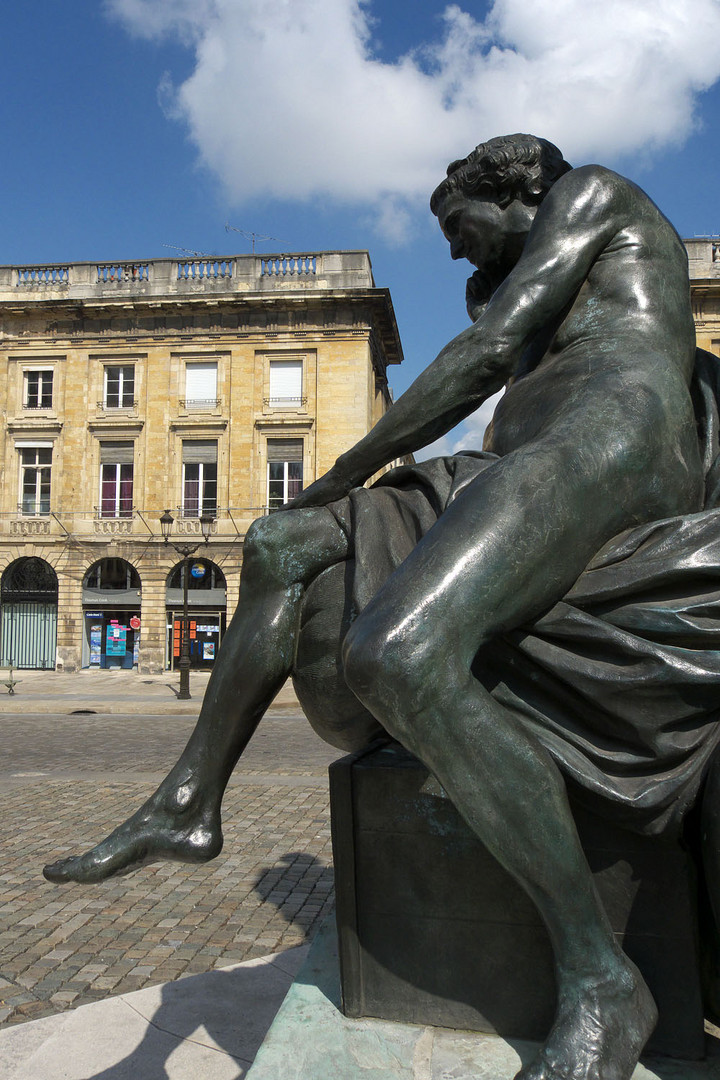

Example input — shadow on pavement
[85,851,332,1080]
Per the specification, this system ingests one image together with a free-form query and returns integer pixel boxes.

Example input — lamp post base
[178,664,191,699]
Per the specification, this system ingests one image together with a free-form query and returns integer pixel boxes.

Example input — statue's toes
[43,858,77,883]
[43,852,109,884]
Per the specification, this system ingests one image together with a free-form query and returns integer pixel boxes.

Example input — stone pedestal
[330,743,705,1060]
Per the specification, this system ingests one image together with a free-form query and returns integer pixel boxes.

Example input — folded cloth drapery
[323,349,720,836]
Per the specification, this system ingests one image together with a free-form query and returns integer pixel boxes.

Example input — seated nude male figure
[44,135,705,1080]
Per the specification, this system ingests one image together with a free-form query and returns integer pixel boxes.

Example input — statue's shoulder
[539,164,629,232]
[552,163,629,201]
[554,165,656,216]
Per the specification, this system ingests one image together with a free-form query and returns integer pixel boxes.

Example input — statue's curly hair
[430,134,572,215]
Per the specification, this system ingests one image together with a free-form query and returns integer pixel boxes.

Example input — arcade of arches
[0,551,230,671]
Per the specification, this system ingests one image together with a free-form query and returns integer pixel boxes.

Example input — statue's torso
[484,186,703,518]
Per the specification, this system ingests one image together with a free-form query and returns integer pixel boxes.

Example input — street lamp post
[160,509,213,700]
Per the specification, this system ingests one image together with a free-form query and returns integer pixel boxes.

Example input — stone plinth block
[330,743,705,1060]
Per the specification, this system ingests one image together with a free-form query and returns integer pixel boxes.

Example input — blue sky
[3,0,720,453]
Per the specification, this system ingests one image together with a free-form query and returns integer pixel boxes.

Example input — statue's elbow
[469,334,515,386]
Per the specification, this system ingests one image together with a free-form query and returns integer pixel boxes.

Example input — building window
[182,441,217,517]
[99,442,134,518]
[268,359,303,408]
[267,439,303,510]
[184,362,218,408]
[104,365,135,409]
[24,370,53,409]
[84,558,140,591]
[19,446,52,516]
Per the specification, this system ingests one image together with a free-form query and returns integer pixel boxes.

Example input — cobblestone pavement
[0,709,341,1029]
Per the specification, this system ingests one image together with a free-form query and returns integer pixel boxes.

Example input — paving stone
[0,708,337,1029]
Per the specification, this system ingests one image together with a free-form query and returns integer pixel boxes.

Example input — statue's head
[430,134,572,217]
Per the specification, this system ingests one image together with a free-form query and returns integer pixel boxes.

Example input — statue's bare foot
[42,773,222,884]
[515,959,657,1080]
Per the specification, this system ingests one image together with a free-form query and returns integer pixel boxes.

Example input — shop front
[84,609,141,669]
[82,559,141,669]
[165,559,227,671]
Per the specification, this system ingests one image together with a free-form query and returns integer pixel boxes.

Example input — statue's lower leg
[344,640,657,1080]
[42,584,298,883]
[44,509,349,884]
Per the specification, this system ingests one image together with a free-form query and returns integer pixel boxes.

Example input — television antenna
[162,244,218,258]
[224,224,281,253]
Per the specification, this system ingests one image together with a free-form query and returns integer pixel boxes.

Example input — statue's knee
[342,620,422,721]
[245,515,276,558]
[244,514,295,573]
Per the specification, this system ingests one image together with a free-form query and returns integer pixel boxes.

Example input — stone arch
[0,556,58,668]
[83,557,141,592]
[166,558,226,593]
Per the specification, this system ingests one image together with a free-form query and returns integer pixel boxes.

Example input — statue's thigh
[293,561,385,752]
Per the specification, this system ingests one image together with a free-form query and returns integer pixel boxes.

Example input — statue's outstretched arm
[290,167,620,509]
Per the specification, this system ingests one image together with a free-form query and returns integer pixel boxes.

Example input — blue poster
[90,624,102,665]
[106,625,127,656]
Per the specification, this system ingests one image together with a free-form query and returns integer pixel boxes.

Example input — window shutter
[183,440,218,464]
[185,363,217,400]
[100,441,134,464]
[269,361,302,400]
[266,439,303,462]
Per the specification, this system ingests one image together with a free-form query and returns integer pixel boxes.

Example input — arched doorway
[165,558,227,670]
[0,557,58,668]
[82,558,141,668]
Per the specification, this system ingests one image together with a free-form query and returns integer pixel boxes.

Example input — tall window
[267,439,303,510]
[182,441,217,517]
[19,446,52,515]
[99,442,134,518]
[24,370,53,409]
[104,365,135,409]
[184,362,218,407]
[268,359,302,407]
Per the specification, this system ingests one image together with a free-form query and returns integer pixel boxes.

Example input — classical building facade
[0,251,402,672]
[686,238,720,356]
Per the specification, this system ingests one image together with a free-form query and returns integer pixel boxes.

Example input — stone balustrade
[0,508,267,540]
[0,251,375,301]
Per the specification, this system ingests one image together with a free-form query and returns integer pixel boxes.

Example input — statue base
[246,916,720,1079]
[329,742,706,1061]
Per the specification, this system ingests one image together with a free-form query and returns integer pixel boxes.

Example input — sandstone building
[0,252,402,672]
[686,238,720,357]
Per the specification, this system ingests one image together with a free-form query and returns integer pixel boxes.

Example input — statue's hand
[283,463,359,510]
[466,270,491,322]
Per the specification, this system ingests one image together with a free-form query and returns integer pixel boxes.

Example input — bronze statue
[45,134,720,1080]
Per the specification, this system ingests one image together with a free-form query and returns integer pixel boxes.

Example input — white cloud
[105,0,720,212]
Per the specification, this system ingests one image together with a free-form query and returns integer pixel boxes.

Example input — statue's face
[436,192,535,275]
